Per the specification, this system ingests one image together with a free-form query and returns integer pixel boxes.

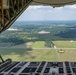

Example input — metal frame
[0,55,4,62]
[0,0,32,33]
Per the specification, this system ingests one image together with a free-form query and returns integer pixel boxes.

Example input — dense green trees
[0,21,76,47]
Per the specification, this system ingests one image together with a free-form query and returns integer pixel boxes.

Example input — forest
[0,21,76,47]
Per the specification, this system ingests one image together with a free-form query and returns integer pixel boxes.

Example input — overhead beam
[0,0,32,33]
[0,0,4,31]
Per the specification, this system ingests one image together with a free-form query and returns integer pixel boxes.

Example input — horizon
[16,20,76,22]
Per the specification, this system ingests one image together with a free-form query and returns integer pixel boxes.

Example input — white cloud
[55,7,63,9]
[65,4,76,9]
[28,5,44,9]
[28,5,53,10]
[27,4,76,10]
[17,5,76,21]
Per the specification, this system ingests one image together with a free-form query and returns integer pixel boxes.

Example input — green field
[53,41,76,48]
[0,48,76,61]
[57,49,76,61]
[31,41,46,48]
[0,48,56,61]
[1,41,76,62]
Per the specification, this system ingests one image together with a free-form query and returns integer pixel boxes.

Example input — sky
[17,5,76,21]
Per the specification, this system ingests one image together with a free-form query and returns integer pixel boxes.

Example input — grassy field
[0,48,56,61]
[0,41,76,62]
[31,41,46,48]
[53,41,76,48]
[0,48,76,61]
[57,49,76,61]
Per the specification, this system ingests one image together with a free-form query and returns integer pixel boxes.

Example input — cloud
[28,5,53,10]
[65,4,76,9]
[27,4,76,11]
[17,5,76,21]
[28,5,44,9]
[55,7,63,9]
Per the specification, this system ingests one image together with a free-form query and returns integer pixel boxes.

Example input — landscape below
[0,21,76,62]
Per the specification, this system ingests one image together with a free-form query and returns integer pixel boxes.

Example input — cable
[33,0,76,6]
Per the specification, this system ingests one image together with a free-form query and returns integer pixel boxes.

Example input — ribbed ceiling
[32,0,76,7]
